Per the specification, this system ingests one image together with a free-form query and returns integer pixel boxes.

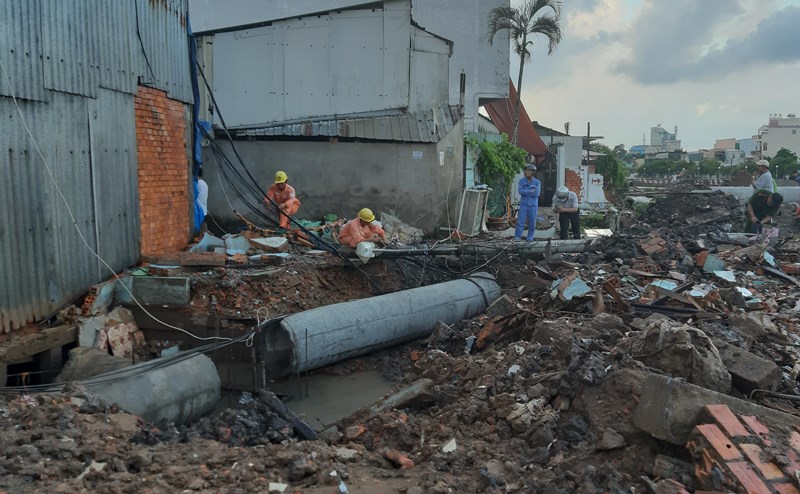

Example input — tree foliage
[595,153,628,193]
[487,0,563,144]
[769,148,799,178]
[467,135,528,189]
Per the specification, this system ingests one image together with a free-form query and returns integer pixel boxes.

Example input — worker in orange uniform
[338,208,387,248]
[265,171,301,229]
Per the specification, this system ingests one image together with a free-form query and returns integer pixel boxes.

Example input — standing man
[552,186,581,240]
[790,170,800,186]
[265,170,301,229]
[514,164,541,242]
[746,191,783,234]
[752,160,777,193]
[338,208,387,248]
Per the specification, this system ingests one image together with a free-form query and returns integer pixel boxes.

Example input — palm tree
[488,0,564,145]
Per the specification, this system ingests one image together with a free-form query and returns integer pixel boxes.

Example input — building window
[793,129,797,134]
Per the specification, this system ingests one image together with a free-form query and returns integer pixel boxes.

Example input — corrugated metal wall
[0,0,192,333]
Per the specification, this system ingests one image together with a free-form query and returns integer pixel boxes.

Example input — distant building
[648,124,681,154]
[714,138,736,150]
[737,138,758,158]
[755,113,800,158]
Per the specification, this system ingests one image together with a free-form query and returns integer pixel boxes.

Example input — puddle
[268,370,395,431]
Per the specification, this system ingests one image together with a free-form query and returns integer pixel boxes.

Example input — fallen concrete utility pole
[355,239,592,262]
[82,353,220,428]
[261,273,501,377]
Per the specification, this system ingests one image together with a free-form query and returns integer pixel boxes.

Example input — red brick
[739,444,785,481]
[791,431,800,453]
[695,424,742,460]
[726,461,771,493]
[741,416,772,446]
[775,483,800,494]
[703,405,751,439]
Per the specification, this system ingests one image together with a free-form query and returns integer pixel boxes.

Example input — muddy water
[268,370,395,431]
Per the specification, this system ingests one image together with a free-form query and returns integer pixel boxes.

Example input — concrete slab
[634,372,800,445]
[116,277,191,307]
[713,339,781,393]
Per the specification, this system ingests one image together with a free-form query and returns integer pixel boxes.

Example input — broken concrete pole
[249,237,289,253]
[262,273,501,376]
[634,372,800,445]
[83,353,220,428]
[712,339,781,393]
[56,347,132,382]
[369,379,435,416]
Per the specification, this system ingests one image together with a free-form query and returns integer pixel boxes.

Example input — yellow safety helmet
[358,208,375,223]
[274,170,288,184]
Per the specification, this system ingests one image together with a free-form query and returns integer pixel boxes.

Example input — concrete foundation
[116,276,191,307]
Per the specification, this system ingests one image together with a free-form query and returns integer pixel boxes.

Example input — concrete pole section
[83,353,221,428]
[262,273,502,377]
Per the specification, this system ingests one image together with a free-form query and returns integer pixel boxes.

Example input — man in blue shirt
[514,164,541,241]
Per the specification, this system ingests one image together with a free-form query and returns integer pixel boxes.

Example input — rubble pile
[4,192,800,492]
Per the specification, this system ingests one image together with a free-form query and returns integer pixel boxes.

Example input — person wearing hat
[752,160,777,193]
[265,170,301,229]
[552,186,581,240]
[514,164,541,241]
[338,208,387,248]
[746,191,783,234]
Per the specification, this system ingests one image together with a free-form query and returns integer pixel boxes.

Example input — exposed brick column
[565,168,583,197]
[134,86,191,256]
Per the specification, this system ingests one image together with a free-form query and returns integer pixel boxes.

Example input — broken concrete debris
[6,189,800,492]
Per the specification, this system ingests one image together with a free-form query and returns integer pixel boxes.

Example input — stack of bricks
[134,86,191,256]
[686,404,800,493]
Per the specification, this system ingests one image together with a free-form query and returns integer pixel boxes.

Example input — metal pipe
[262,273,501,377]
[365,239,593,260]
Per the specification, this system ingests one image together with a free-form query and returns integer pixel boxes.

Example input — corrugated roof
[234,106,458,143]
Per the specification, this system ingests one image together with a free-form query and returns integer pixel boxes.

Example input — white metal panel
[213,27,279,125]
[211,2,416,127]
[329,11,385,113]
[409,28,449,113]
[284,25,331,119]
[0,0,48,102]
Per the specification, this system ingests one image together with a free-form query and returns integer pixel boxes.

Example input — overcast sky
[510,0,800,150]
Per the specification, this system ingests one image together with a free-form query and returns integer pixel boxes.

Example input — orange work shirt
[338,218,385,248]
[266,183,297,205]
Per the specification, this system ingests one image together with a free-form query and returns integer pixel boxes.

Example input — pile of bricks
[134,86,191,256]
[686,404,800,493]
[639,235,668,255]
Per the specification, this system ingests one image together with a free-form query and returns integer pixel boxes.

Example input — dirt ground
[3,191,800,493]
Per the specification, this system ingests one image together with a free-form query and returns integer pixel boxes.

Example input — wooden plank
[0,325,76,363]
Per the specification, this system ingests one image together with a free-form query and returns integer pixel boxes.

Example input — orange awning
[484,80,548,161]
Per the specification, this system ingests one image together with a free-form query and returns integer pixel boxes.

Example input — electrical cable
[0,55,233,343]
[195,63,386,293]
[134,0,156,84]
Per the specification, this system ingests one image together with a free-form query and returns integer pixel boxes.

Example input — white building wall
[209,1,450,127]
[189,0,511,132]
[762,116,800,158]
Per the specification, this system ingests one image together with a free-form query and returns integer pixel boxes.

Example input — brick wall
[565,168,583,197]
[134,86,191,256]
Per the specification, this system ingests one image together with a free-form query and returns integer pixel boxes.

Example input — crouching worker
[746,191,783,234]
[552,186,581,240]
[265,170,301,229]
[338,208,387,249]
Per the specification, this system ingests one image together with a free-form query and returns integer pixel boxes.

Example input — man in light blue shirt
[514,164,541,241]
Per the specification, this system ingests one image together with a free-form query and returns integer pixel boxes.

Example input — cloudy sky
[510,0,800,150]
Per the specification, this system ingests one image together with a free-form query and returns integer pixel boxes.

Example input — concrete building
[196,0,466,233]
[0,0,195,333]
[651,124,677,147]
[737,138,758,158]
[756,113,800,159]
